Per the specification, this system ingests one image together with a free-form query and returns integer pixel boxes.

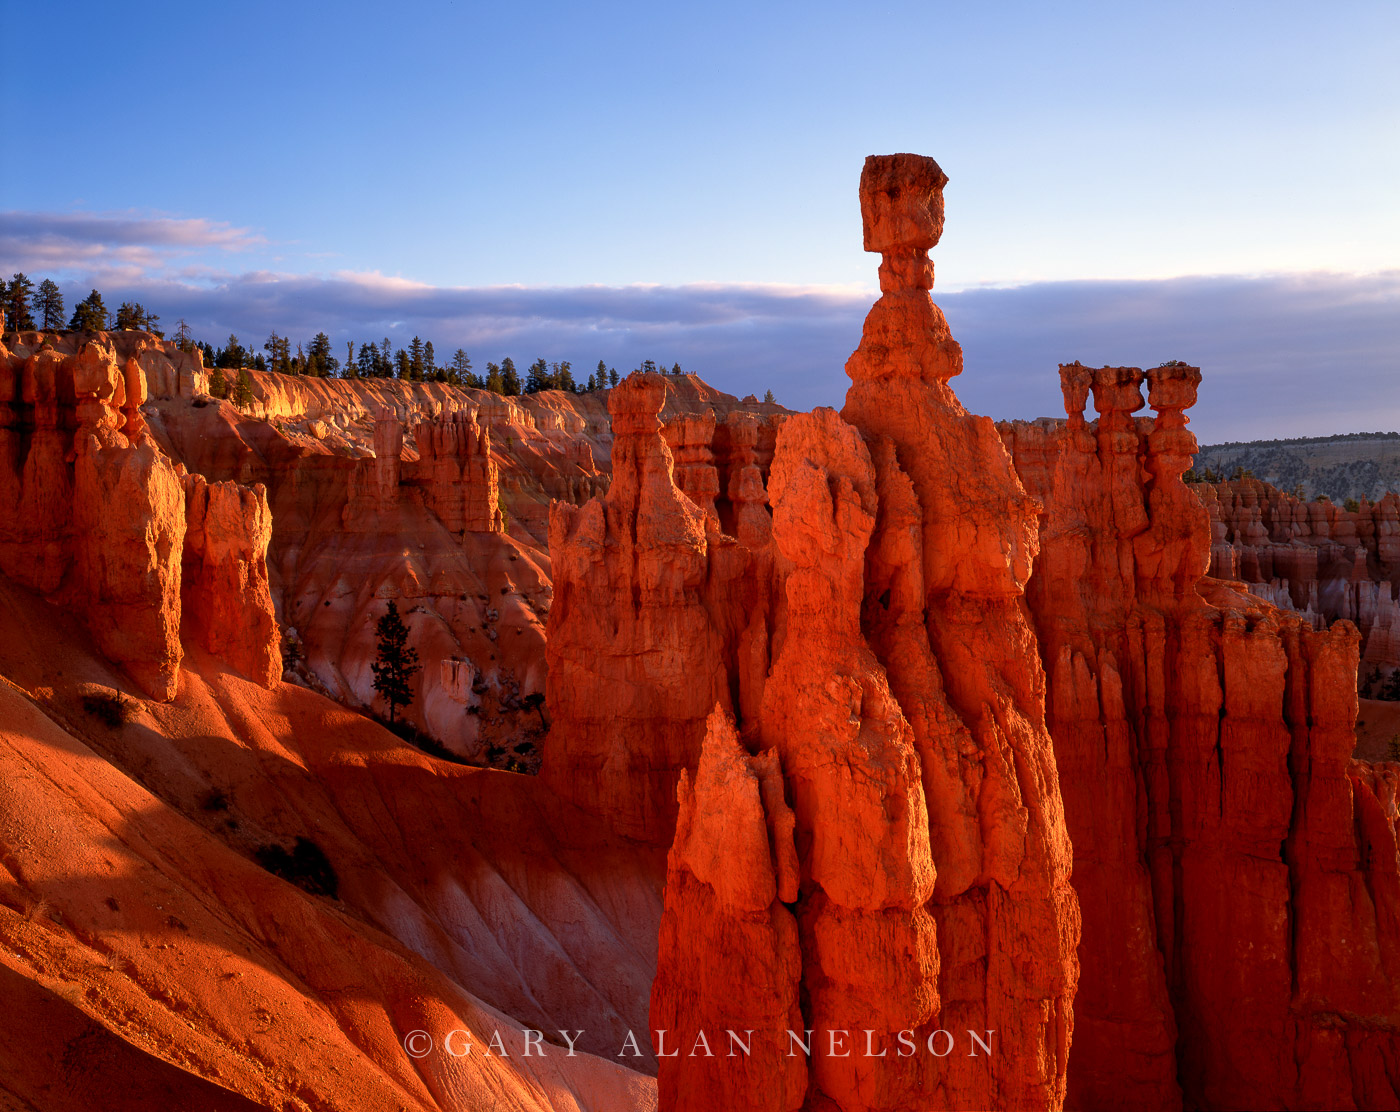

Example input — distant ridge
[1194,432,1400,503]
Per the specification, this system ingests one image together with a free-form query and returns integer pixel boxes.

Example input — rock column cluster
[410,410,506,535]
[1200,476,1400,670]
[554,154,1081,1111]
[352,407,505,535]
[1001,358,1400,1110]
[0,336,279,698]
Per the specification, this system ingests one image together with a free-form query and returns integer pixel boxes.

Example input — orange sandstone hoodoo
[642,154,1082,1111]
[1001,358,1400,1111]
[0,336,280,699]
[587,153,1400,1112]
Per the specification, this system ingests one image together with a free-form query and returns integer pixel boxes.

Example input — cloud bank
[943,271,1400,443]
[0,211,263,282]
[3,209,1396,443]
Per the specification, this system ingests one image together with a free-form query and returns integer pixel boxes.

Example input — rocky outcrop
[665,409,784,547]
[546,374,741,843]
[372,406,403,503]
[650,706,804,1112]
[408,409,506,535]
[662,412,720,527]
[347,407,506,535]
[0,335,280,697]
[1,337,185,698]
[72,433,186,700]
[1000,360,1400,1111]
[714,412,774,547]
[182,473,281,687]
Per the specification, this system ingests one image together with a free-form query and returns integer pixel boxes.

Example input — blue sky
[6,1,1398,440]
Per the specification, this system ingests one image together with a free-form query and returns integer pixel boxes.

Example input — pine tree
[485,362,504,393]
[114,301,158,331]
[596,359,607,386]
[609,368,619,387]
[208,364,229,399]
[68,289,109,331]
[233,368,254,408]
[220,333,245,369]
[264,333,291,373]
[423,340,436,375]
[451,349,472,386]
[501,357,520,395]
[764,389,776,403]
[172,317,192,350]
[556,361,576,392]
[395,349,411,378]
[35,279,64,330]
[357,342,377,377]
[306,332,336,377]
[587,372,597,391]
[671,362,682,375]
[5,274,35,331]
[525,357,550,393]
[409,336,424,380]
[371,599,420,724]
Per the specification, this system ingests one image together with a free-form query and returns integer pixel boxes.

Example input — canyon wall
[1000,362,1400,1111]
[110,334,782,762]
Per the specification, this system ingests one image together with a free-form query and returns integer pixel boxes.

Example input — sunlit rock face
[0,334,278,699]
[545,372,740,843]
[643,154,1080,1112]
[1002,354,1400,1110]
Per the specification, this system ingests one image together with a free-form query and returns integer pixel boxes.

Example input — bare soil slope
[0,574,661,1111]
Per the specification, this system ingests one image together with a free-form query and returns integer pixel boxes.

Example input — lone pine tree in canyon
[0,154,1396,1112]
